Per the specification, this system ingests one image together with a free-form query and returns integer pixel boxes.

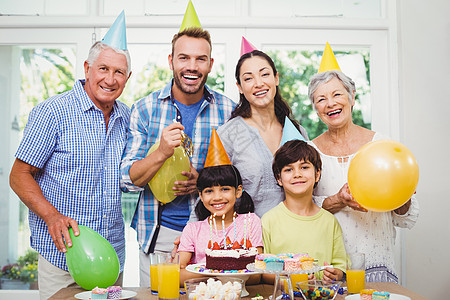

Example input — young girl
[178,164,263,285]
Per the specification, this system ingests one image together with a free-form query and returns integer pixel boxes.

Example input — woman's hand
[322,183,367,214]
[322,262,344,281]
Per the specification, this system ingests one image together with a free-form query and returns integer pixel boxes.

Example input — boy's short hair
[272,140,322,186]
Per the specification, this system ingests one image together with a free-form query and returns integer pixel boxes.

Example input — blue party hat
[280,117,306,146]
[102,10,127,50]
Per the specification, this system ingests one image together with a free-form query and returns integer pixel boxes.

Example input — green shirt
[262,202,347,275]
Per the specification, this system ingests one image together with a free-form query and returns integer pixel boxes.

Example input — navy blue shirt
[160,97,204,231]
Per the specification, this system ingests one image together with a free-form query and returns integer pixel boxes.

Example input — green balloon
[65,225,119,290]
[148,141,190,204]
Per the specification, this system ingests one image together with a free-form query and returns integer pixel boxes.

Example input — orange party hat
[204,128,231,167]
[318,42,341,73]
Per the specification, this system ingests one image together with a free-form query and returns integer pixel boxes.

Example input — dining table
[49,282,428,300]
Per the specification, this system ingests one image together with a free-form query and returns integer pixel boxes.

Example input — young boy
[262,140,346,281]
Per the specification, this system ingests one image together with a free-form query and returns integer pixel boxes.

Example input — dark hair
[171,27,212,56]
[272,140,322,188]
[232,50,303,134]
[195,165,254,221]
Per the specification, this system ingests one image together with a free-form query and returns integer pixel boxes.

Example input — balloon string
[181,131,193,157]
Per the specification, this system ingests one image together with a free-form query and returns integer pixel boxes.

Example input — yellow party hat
[180,0,202,32]
[318,42,341,73]
[204,128,231,167]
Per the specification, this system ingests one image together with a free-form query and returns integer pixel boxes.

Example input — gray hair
[86,41,131,76]
[308,70,355,110]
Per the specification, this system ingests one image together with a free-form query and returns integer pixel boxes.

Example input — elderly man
[9,12,131,299]
[120,20,235,287]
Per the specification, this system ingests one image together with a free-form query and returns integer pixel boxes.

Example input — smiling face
[312,77,355,129]
[169,35,213,102]
[237,56,279,111]
[277,160,321,198]
[83,47,130,111]
[199,185,243,218]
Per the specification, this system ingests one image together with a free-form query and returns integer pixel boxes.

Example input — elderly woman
[217,50,308,217]
[308,70,419,282]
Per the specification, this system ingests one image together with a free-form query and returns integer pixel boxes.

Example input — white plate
[345,293,411,300]
[185,263,259,276]
[246,262,321,275]
[74,289,137,299]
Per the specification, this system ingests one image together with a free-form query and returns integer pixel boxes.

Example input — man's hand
[173,165,199,196]
[157,123,185,159]
[129,123,185,187]
[44,212,79,253]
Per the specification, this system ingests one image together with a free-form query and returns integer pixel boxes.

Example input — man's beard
[173,71,208,95]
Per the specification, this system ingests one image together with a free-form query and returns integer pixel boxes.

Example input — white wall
[397,0,450,299]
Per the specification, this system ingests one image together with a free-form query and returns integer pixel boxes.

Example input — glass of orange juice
[157,252,180,300]
[290,273,308,291]
[346,253,365,294]
[150,253,160,295]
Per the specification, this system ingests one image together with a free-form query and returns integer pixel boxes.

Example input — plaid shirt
[120,79,235,254]
[16,80,130,272]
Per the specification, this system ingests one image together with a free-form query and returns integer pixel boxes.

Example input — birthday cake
[205,245,258,271]
[205,213,258,271]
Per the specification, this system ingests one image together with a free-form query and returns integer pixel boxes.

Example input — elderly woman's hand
[322,183,367,214]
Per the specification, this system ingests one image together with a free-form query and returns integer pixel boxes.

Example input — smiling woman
[217,50,308,218]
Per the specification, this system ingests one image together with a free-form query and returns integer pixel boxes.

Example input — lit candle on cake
[247,212,251,244]
[213,213,218,236]
[222,214,226,247]
[233,212,237,242]
[243,213,247,248]
[209,215,213,248]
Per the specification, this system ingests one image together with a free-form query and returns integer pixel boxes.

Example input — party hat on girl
[204,128,231,167]
[180,0,202,32]
[318,42,341,73]
[240,36,258,56]
[102,10,127,51]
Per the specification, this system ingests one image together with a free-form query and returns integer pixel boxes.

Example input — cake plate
[247,263,322,300]
[185,263,261,297]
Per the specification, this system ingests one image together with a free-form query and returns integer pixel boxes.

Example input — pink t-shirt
[179,212,263,264]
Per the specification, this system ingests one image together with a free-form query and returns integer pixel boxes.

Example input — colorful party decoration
[102,10,127,51]
[180,0,202,32]
[241,36,258,56]
[204,128,232,167]
[280,116,306,146]
[148,141,191,204]
[348,139,419,212]
[318,42,341,73]
[65,225,119,290]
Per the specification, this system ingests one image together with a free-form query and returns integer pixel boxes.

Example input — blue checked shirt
[120,79,235,254]
[15,80,130,272]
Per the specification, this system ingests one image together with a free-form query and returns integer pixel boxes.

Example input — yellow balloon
[348,139,419,212]
[148,141,191,204]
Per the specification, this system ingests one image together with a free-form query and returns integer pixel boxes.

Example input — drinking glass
[150,252,159,295]
[157,252,180,300]
[346,253,365,294]
[290,273,308,291]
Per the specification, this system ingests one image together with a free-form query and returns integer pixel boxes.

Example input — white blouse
[310,132,419,282]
